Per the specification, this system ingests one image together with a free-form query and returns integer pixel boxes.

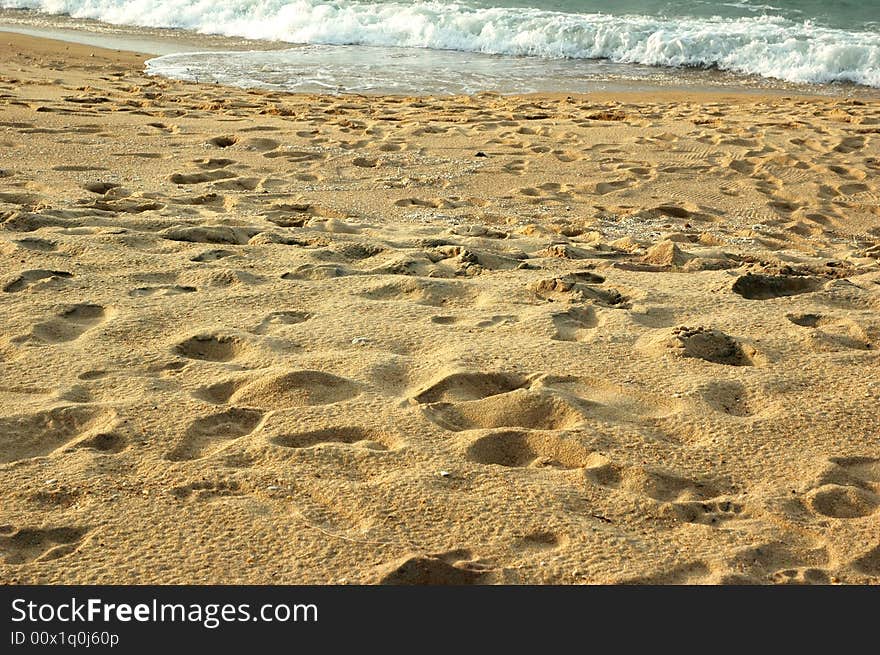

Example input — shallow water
[2,1,879,93]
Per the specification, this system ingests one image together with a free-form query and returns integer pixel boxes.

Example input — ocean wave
[3,0,880,87]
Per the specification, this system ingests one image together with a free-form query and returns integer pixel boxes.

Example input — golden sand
[0,33,878,584]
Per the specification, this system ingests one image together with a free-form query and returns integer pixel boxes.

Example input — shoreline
[3,29,876,106]
[0,8,292,55]
[1,28,878,585]
[2,9,880,100]
[2,3,879,94]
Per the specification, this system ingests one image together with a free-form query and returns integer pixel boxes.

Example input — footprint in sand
[3,269,72,293]
[194,157,236,170]
[281,264,352,281]
[412,371,529,404]
[143,119,178,133]
[536,245,599,261]
[786,313,872,351]
[0,526,91,565]
[376,140,405,152]
[190,249,237,263]
[851,545,880,577]
[81,181,123,196]
[88,197,165,214]
[260,201,345,226]
[465,430,596,469]
[806,485,878,519]
[698,380,755,417]
[771,567,833,585]
[170,479,243,502]
[553,149,581,162]
[512,531,569,553]
[360,278,477,307]
[503,159,527,174]
[193,378,247,404]
[394,197,444,209]
[0,406,119,463]
[251,310,312,335]
[128,285,196,298]
[414,371,675,433]
[422,388,587,432]
[534,375,679,422]
[333,242,386,261]
[531,277,628,308]
[270,427,396,451]
[833,136,865,154]
[195,370,361,409]
[240,137,279,152]
[725,541,831,585]
[352,156,379,168]
[121,152,169,159]
[732,273,823,300]
[594,179,635,195]
[430,314,518,329]
[163,225,259,245]
[551,307,598,342]
[617,562,713,585]
[805,457,880,519]
[234,371,361,408]
[72,430,128,454]
[263,149,324,163]
[52,164,107,172]
[166,408,264,461]
[640,326,761,367]
[665,499,746,526]
[12,238,57,252]
[169,170,237,185]
[584,455,724,504]
[207,135,238,148]
[476,315,518,328]
[377,550,493,585]
[175,333,246,362]
[24,304,110,344]
[214,177,265,192]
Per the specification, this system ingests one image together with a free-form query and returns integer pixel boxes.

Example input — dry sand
[1,32,879,584]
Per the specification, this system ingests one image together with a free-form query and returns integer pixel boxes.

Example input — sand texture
[1,34,879,584]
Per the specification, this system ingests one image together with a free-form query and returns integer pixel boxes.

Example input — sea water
[2,0,878,94]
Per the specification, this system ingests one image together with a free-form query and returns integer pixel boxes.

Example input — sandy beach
[1,31,878,584]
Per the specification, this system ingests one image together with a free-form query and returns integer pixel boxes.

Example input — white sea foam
[3,0,879,87]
